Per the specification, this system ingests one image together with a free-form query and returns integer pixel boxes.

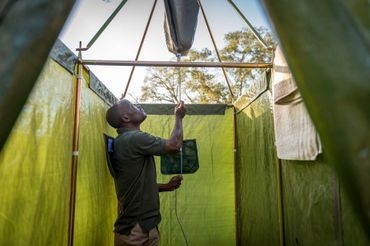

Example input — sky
[59,0,272,101]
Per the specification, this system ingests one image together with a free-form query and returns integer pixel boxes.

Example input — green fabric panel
[234,91,280,246]
[235,71,367,245]
[141,104,227,115]
[281,158,339,246]
[281,152,367,245]
[73,68,117,245]
[141,108,236,246]
[341,187,369,246]
[0,59,73,245]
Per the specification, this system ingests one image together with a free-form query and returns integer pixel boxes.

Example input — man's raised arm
[164,101,186,153]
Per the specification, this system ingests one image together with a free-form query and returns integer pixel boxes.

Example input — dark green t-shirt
[113,128,166,235]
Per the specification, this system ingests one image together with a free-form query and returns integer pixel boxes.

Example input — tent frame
[70,1,275,246]
[75,0,272,99]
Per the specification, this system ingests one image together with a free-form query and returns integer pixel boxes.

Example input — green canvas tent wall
[234,75,368,246]
[0,40,368,245]
[0,40,236,245]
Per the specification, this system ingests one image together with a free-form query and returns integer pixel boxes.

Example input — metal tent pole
[77,0,130,52]
[81,59,272,68]
[227,0,270,49]
[275,159,286,246]
[68,42,83,246]
[196,0,235,101]
[122,0,159,99]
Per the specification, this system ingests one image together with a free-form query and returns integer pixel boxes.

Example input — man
[106,99,186,246]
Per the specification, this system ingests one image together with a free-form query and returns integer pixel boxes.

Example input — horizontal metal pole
[81,60,272,68]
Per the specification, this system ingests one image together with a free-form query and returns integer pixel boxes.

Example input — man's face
[120,100,147,125]
[130,103,147,124]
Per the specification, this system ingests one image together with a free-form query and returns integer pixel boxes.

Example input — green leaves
[141,28,275,103]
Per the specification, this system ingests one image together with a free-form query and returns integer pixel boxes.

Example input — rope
[174,53,188,246]
[175,146,188,245]
[176,53,182,102]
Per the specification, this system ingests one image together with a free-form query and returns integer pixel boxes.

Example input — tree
[140,27,275,103]
[182,49,229,103]
[141,67,182,103]
[141,48,228,103]
[221,27,275,97]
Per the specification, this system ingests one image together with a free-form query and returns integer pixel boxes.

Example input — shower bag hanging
[164,0,199,56]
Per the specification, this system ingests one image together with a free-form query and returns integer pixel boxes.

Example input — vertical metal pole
[233,107,240,245]
[272,49,284,245]
[68,42,83,246]
[196,0,235,101]
[332,172,344,246]
[122,0,158,99]
[275,159,285,246]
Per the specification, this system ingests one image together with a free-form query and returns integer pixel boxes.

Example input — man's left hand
[167,175,183,191]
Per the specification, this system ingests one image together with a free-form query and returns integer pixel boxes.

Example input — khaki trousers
[114,223,160,246]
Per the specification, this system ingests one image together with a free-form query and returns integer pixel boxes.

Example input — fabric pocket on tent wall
[103,134,117,178]
[160,139,199,175]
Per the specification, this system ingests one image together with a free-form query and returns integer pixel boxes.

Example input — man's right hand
[165,101,185,153]
[175,101,186,118]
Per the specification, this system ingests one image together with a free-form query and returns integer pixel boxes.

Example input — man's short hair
[106,103,122,128]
